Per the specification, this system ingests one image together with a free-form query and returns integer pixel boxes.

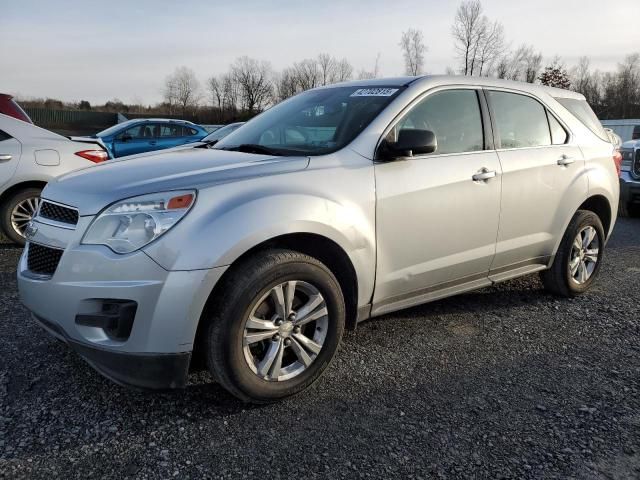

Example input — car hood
[42,148,310,215]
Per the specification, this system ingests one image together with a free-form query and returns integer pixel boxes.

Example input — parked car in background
[200,124,223,133]
[18,76,618,402]
[199,122,245,146]
[80,119,208,158]
[117,122,246,159]
[0,113,108,244]
[619,139,640,217]
[601,119,640,142]
[0,94,33,124]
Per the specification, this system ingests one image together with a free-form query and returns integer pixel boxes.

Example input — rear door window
[159,125,184,137]
[488,91,551,149]
[0,130,12,142]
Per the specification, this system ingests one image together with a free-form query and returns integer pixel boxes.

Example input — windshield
[214,86,404,156]
[202,122,244,143]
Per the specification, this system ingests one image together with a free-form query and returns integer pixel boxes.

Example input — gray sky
[1,0,638,105]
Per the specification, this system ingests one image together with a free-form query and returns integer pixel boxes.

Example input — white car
[0,113,108,244]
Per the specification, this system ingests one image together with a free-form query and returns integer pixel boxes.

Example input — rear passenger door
[486,90,587,275]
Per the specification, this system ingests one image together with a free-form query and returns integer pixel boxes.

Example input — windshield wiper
[221,144,283,156]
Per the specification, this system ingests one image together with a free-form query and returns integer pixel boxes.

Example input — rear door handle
[0,154,12,162]
[149,141,157,146]
[472,168,497,182]
[557,155,575,166]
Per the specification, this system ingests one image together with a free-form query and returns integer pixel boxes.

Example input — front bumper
[34,313,191,389]
[17,218,227,389]
[620,172,640,206]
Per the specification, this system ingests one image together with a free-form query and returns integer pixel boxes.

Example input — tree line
[18,0,640,123]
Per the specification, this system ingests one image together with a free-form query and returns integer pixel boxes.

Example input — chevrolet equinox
[18,76,619,402]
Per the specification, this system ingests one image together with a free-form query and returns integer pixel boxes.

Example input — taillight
[613,149,622,176]
[75,150,108,163]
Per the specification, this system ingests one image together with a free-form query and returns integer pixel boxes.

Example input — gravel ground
[1,218,639,479]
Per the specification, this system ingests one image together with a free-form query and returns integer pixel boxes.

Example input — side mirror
[379,129,437,160]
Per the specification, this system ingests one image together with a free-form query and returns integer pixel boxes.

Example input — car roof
[322,75,585,100]
[126,118,198,126]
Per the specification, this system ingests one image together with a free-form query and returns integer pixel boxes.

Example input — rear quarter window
[554,97,609,142]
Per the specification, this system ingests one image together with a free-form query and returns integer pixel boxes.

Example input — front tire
[203,249,345,403]
[541,210,605,297]
[1,187,42,245]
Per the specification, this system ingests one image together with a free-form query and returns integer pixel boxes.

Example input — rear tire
[202,249,345,403]
[540,210,605,297]
[0,187,42,245]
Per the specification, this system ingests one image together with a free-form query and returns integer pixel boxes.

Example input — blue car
[90,119,208,158]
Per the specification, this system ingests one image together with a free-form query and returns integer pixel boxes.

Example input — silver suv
[18,76,619,402]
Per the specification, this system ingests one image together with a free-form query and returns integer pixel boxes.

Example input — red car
[0,94,32,124]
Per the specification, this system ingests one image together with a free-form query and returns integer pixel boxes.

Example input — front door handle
[149,141,157,146]
[557,155,575,166]
[0,154,12,162]
[472,168,497,182]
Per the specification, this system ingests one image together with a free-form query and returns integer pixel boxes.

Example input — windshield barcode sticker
[350,88,399,97]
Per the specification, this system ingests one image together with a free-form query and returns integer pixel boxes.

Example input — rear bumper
[34,313,190,389]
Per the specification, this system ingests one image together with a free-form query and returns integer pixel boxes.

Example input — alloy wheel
[242,280,329,382]
[569,225,600,284]
[10,196,40,238]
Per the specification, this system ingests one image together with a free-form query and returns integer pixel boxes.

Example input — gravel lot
[1,218,639,479]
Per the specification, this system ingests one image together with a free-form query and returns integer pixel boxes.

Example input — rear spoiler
[68,136,112,159]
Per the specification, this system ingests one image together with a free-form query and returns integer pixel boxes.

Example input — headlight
[82,190,196,253]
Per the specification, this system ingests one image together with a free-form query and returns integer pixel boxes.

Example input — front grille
[633,150,640,179]
[27,243,64,276]
[39,201,79,226]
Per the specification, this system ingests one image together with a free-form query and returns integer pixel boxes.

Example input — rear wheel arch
[579,195,612,238]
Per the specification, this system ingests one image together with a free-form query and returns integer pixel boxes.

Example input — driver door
[372,88,502,314]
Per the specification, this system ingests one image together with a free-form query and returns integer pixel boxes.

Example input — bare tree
[572,57,602,106]
[523,50,543,83]
[493,45,540,81]
[317,53,338,85]
[400,28,426,76]
[293,58,321,90]
[275,67,300,101]
[614,53,640,117]
[474,20,505,76]
[452,0,484,75]
[335,58,353,82]
[231,56,273,114]
[207,76,223,110]
[164,66,201,116]
[358,53,382,80]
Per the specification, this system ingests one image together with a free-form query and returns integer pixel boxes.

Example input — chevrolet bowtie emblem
[24,222,38,239]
